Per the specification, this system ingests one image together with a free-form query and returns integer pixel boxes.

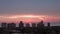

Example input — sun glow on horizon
[0,15,45,19]
[0,15,60,23]
[0,15,45,22]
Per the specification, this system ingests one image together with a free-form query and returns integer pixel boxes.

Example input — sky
[0,0,60,24]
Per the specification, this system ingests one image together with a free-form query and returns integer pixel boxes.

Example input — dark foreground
[0,26,60,34]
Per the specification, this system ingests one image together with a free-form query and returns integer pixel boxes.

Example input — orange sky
[0,15,60,23]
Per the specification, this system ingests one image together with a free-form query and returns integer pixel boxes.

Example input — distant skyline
[0,0,60,23]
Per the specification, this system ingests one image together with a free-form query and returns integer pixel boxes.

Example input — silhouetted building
[37,20,44,28]
[1,22,7,28]
[32,23,36,27]
[19,21,24,28]
[25,23,30,27]
[0,21,60,34]
[47,22,50,27]
[7,23,16,29]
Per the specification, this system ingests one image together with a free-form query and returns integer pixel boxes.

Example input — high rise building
[47,22,50,27]
[37,20,44,28]
[7,23,16,29]
[25,23,30,27]
[19,21,24,28]
[32,23,36,27]
[1,23,7,28]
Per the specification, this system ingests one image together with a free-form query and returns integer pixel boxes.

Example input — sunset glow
[0,15,45,23]
[0,15,60,23]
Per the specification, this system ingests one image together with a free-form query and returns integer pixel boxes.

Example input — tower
[37,20,44,28]
[19,21,24,28]
[47,22,50,27]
